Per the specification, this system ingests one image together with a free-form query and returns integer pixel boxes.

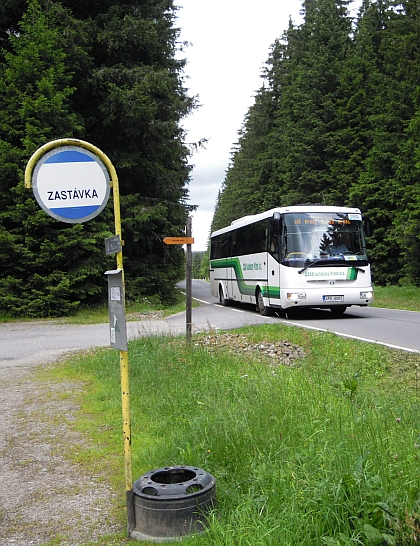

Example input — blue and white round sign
[32,145,110,223]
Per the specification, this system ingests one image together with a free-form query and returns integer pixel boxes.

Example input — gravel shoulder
[0,316,187,546]
[0,357,125,546]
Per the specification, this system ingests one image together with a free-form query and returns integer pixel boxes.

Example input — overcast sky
[175,1,361,250]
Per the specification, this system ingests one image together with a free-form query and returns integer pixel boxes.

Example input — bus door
[267,214,282,307]
[226,232,236,300]
[226,255,235,300]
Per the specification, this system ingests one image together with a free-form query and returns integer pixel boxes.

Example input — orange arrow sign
[163,237,194,245]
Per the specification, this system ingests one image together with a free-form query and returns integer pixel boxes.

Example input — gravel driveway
[0,318,186,545]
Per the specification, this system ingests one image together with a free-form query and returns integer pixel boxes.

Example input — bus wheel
[330,305,347,316]
[257,290,273,316]
[219,285,229,306]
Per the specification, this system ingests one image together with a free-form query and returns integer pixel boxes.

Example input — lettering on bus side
[304,270,346,277]
[242,262,262,271]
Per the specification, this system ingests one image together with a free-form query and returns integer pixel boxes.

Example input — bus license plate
[323,295,344,302]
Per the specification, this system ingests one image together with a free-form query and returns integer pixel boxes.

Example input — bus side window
[221,232,231,258]
[210,236,219,260]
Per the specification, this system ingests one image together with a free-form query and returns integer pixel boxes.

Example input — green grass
[63,291,192,324]
[62,302,176,324]
[0,290,190,324]
[372,285,420,312]
[38,323,420,545]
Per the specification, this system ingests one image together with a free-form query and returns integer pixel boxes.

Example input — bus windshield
[282,212,368,268]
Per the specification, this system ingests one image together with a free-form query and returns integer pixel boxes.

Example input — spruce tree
[208,0,420,287]
[192,252,202,279]
[0,0,112,317]
[389,0,420,285]
[214,0,356,227]
[0,0,196,315]
[269,0,354,206]
[216,86,276,225]
[71,1,195,302]
[350,0,419,284]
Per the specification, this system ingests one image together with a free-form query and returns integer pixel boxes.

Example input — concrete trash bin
[131,465,216,543]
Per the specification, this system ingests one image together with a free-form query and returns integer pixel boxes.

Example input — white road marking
[282,320,420,354]
[193,298,211,305]
[179,291,211,305]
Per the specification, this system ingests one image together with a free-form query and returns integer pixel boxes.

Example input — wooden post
[185,217,193,344]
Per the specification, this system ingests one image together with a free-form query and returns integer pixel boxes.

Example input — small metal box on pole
[105,269,128,352]
[105,234,123,256]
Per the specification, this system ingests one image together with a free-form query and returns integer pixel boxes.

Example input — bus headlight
[360,291,373,299]
[287,292,306,301]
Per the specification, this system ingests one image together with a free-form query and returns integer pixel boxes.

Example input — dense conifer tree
[385,0,420,284]
[216,87,276,224]
[214,0,356,231]
[76,1,194,301]
[192,252,202,279]
[0,0,113,316]
[0,0,195,315]
[269,0,354,206]
[350,0,420,284]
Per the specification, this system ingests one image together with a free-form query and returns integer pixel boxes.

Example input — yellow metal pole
[25,138,116,188]
[109,158,135,531]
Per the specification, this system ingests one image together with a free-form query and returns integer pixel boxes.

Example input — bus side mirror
[364,217,372,237]
[273,212,281,236]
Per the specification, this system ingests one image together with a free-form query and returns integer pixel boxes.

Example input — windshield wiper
[298,259,366,275]
[298,259,328,274]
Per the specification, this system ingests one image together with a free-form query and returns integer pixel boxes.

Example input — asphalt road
[176,279,420,353]
[0,279,418,370]
[0,317,184,370]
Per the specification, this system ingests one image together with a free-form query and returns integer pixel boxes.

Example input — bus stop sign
[31,145,110,223]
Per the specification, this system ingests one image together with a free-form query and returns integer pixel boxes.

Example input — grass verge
[37,323,420,545]
[371,285,420,312]
[0,290,190,324]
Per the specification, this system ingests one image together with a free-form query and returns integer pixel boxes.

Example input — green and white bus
[210,205,374,316]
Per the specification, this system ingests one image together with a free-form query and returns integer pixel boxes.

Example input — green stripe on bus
[266,286,280,299]
[210,258,261,297]
[346,268,358,280]
[211,260,359,297]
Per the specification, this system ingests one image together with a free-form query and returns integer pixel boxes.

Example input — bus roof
[211,205,362,237]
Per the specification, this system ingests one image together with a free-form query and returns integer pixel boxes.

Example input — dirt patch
[194,332,305,367]
[0,361,126,546]
[126,310,165,321]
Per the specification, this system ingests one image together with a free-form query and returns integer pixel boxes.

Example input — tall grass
[48,324,420,545]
